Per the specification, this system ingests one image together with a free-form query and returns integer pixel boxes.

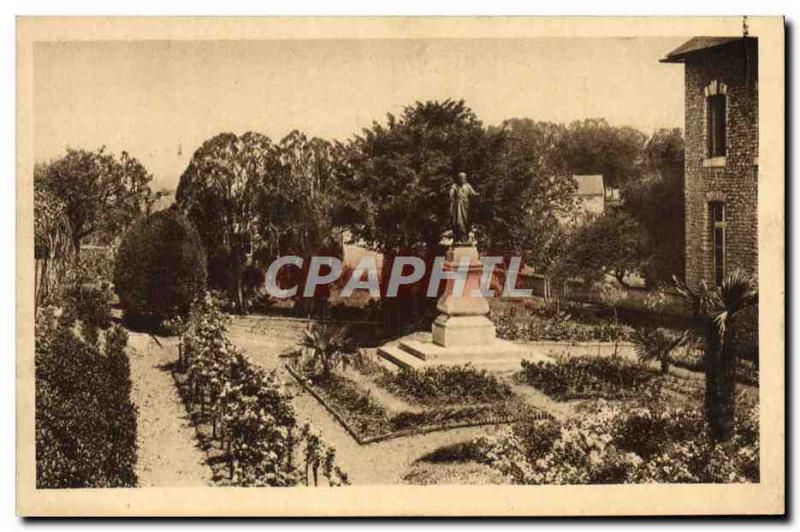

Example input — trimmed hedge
[35,309,137,488]
[114,208,206,326]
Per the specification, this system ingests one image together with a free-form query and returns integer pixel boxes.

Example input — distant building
[661,36,758,289]
[574,174,605,215]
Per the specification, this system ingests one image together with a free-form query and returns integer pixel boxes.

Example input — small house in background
[661,36,758,289]
[574,174,605,216]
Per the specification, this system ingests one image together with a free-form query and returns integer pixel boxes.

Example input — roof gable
[660,36,747,63]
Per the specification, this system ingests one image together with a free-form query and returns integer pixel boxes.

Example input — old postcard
[16,16,785,516]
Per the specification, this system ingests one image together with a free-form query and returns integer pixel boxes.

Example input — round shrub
[114,208,206,325]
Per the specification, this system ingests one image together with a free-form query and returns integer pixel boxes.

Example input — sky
[34,37,687,191]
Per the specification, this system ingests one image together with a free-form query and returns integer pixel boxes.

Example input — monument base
[400,337,525,361]
[431,314,495,347]
[376,335,529,371]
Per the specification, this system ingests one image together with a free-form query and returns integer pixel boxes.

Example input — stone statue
[450,172,478,244]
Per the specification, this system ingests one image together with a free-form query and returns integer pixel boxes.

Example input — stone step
[397,340,432,360]
[376,345,425,371]
[398,338,528,362]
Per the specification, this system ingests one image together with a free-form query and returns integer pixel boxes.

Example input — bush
[64,284,113,331]
[482,397,758,484]
[377,364,513,405]
[519,354,657,400]
[35,308,137,488]
[114,208,206,326]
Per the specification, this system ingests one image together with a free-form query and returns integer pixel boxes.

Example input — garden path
[127,332,213,487]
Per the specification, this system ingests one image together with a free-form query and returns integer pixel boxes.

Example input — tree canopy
[35,148,157,254]
[337,99,492,255]
[336,101,580,272]
[558,118,648,190]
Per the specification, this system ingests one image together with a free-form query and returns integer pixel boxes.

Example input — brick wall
[683,39,758,289]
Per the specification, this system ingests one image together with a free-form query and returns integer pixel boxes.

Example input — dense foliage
[482,396,758,484]
[114,208,207,326]
[519,355,657,400]
[178,295,348,486]
[35,306,137,488]
[176,131,344,313]
[622,128,686,285]
[305,371,521,440]
[551,208,648,287]
[176,132,274,310]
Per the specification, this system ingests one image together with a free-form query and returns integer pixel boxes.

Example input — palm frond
[631,327,685,362]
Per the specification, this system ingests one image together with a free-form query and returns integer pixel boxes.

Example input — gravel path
[127,332,213,487]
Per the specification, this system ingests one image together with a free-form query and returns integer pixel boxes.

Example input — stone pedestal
[431,245,495,347]
[377,244,526,370]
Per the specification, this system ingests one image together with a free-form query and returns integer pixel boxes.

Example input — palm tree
[675,271,758,441]
[631,327,686,375]
[301,322,356,379]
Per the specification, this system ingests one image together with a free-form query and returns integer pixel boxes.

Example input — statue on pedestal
[450,172,478,244]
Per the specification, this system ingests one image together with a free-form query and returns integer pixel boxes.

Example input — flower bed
[481,396,759,484]
[375,364,514,406]
[35,307,137,488]
[175,295,348,487]
[287,362,547,444]
[493,303,635,343]
[519,354,658,401]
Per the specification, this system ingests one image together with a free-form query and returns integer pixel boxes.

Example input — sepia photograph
[15,16,785,516]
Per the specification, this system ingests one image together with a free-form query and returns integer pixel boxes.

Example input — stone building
[662,36,758,289]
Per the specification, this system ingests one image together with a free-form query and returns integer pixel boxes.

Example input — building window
[710,202,726,286]
[707,94,727,158]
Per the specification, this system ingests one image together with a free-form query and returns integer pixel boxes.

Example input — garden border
[285,363,550,445]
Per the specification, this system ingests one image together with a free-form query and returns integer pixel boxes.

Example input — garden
[32,99,761,488]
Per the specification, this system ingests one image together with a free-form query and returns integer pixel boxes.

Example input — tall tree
[176,132,274,312]
[623,128,686,285]
[254,130,341,260]
[338,101,580,271]
[36,148,156,255]
[252,131,343,315]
